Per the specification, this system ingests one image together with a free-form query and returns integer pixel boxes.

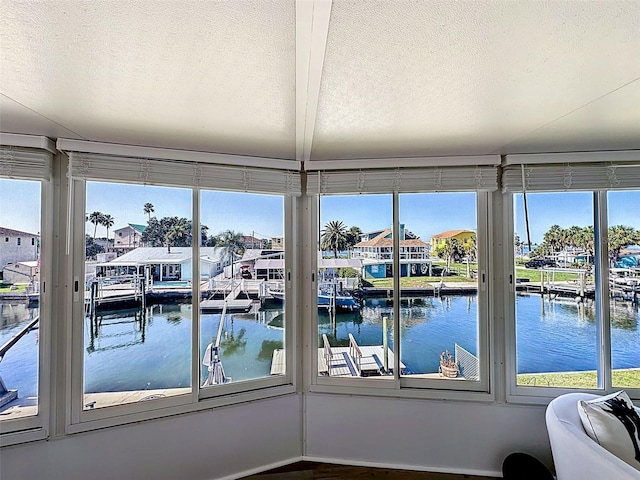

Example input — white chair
[546,392,640,480]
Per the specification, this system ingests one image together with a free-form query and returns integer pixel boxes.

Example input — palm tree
[321,220,348,258]
[543,225,564,253]
[143,203,155,221]
[346,226,363,248]
[218,230,245,280]
[164,220,189,253]
[608,225,639,265]
[88,211,103,240]
[101,214,115,251]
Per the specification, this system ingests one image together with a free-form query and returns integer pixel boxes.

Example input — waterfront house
[351,225,431,278]
[0,227,39,272]
[2,3,639,480]
[239,235,263,250]
[95,247,230,282]
[113,223,146,254]
[1,261,38,286]
[430,229,476,253]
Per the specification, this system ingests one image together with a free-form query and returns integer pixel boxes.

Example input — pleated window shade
[0,146,52,181]
[307,165,499,195]
[68,152,302,196]
[502,151,640,193]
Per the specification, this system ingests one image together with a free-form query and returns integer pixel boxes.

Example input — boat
[268,282,360,311]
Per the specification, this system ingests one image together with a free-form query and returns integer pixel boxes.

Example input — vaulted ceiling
[1,0,639,166]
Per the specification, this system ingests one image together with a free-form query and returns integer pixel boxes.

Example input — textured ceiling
[1,0,639,164]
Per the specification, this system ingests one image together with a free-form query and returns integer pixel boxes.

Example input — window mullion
[594,191,612,391]
[193,189,201,402]
[392,193,400,386]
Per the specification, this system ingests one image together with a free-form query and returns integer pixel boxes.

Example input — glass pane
[398,193,479,381]
[514,192,598,389]
[84,182,192,410]
[0,179,41,420]
[608,190,640,389]
[318,194,395,380]
[199,191,284,388]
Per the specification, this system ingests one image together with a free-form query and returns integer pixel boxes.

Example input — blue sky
[1,179,638,244]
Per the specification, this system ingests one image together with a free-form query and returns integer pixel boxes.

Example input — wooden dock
[269,335,405,377]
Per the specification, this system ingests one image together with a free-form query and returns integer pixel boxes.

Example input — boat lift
[202,302,232,386]
[0,315,39,408]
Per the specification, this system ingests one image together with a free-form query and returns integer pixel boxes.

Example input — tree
[143,202,155,221]
[142,216,193,247]
[438,237,462,272]
[85,234,104,259]
[543,225,564,253]
[321,220,348,258]
[217,230,245,280]
[88,211,103,240]
[346,226,363,249]
[608,225,640,264]
[102,214,114,250]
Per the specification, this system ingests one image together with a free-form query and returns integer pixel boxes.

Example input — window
[513,191,598,389]
[607,190,640,390]
[17,237,21,246]
[317,194,395,384]
[504,153,640,399]
[308,160,497,394]
[199,190,286,391]
[63,140,300,428]
[82,181,193,411]
[399,193,484,387]
[0,136,53,445]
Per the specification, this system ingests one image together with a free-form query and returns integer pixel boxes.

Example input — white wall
[305,394,551,477]
[0,394,302,480]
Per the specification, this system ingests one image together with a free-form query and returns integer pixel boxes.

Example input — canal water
[1,294,639,399]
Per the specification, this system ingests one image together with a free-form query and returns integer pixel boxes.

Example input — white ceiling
[1,0,639,165]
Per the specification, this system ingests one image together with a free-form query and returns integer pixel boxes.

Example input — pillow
[577,390,640,471]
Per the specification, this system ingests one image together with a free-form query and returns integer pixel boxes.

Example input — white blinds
[307,165,499,195]
[66,151,302,196]
[502,151,640,192]
[0,147,52,180]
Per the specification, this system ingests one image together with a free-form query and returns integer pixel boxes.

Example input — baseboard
[215,456,302,480]
[302,455,502,479]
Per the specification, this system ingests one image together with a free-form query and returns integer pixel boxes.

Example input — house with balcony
[113,223,146,254]
[430,229,476,256]
[351,225,432,278]
[0,227,39,273]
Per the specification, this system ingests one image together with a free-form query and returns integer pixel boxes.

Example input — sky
[1,178,638,244]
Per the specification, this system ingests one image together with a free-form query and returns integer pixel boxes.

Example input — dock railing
[322,334,334,376]
[348,333,362,375]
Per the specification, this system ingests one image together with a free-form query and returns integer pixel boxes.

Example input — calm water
[1,294,639,398]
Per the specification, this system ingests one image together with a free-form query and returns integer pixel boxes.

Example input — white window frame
[61,140,300,433]
[0,135,54,446]
[503,151,640,404]
[306,156,499,401]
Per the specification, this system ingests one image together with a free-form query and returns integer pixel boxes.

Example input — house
[1,260,38,286]
[95,247,230,282]
[271,236,284,250]
[0,227,39,272]
[1,2,639,480]
[351,225,431,278]
[430,229,476,254]
[113,223,146,254]
[239,235,263,250]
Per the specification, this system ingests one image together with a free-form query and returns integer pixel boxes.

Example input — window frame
[309,190,494,400]
[64,147,300,433]
[505,190,640,404]
[0,145,53,446]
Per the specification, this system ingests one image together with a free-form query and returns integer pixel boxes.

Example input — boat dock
[270,334,405,377]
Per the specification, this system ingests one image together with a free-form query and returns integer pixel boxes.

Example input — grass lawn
[514,266,592,283]
[517,369,640,389]
[0,284,27,293]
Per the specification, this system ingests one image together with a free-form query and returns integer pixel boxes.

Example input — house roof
[431,229,475,239]
[0,227,38,237]
[129,223,147,233]
[354,229,428,248]
[100,247,226,265]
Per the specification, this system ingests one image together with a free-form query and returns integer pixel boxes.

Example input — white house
[113,223,146,254]
[95,247,230,282]
[0,227,39,272]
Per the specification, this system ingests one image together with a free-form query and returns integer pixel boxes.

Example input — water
[2,294,640,398]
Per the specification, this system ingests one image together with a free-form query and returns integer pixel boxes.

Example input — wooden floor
[243,461,499,479]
